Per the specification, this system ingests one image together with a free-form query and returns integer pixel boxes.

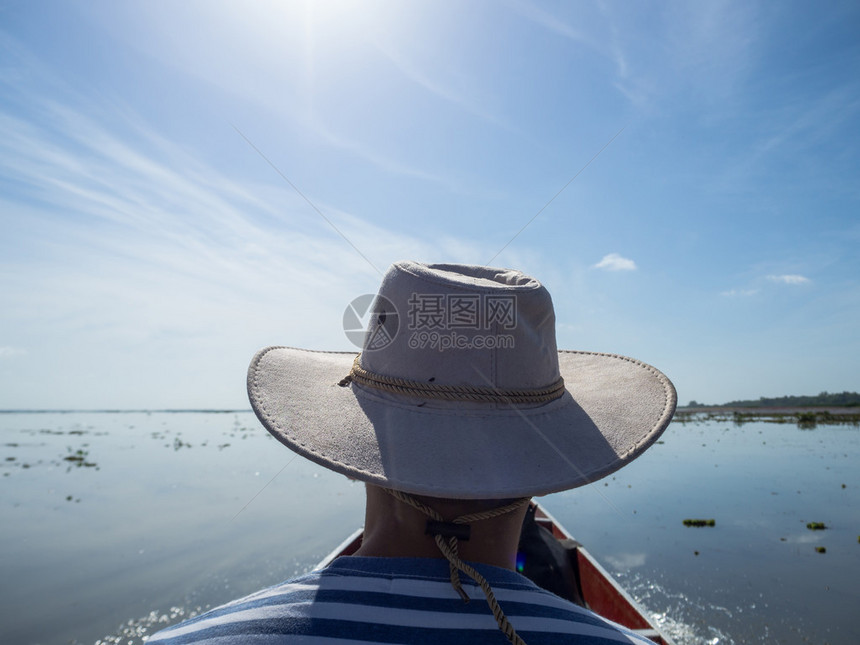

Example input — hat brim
[248,347,676,499]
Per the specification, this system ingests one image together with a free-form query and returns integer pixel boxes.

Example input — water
[1,412,857,644]
[545,415,860,644]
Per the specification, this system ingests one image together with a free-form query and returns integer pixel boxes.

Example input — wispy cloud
[509,0,626,79]
[716,84,860,196]
[308,117,449,185]
[593,253,637,272]
[768,274,811,285]
[722,272,812,297]
[58,7,455,191]
[514,2,760,112]
[0,56,398,348]
[507,0,594,46]
[0,59,508,406]
[667,2,758,91]
[371,40,512,131]
[510,1,758,111]
[721,288,759,297]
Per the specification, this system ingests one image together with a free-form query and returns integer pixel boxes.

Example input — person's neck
[352,486,529,570]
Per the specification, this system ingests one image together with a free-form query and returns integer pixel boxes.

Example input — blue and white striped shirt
[147,557,653,644]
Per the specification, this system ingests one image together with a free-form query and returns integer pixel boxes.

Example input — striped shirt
[147,556,654,644]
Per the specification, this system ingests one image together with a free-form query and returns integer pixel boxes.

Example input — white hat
[248,261,676,499]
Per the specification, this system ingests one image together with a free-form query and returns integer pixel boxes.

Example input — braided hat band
[339,354,566,404]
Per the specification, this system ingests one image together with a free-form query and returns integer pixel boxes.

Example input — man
[149,261,676,644]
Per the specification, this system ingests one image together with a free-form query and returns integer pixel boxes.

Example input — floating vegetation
[796,412,818,429]
[815,546,826,554]
[672,409,860,428]
[683,518,716,527]
[63,447,97,468]
[733,411,753,427]
[806,522,827,531]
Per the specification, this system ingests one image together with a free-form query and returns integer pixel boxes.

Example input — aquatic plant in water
[683,519,716,527]
[63,447,97,468]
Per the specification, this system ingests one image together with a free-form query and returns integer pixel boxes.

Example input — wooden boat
[318,502,673,645]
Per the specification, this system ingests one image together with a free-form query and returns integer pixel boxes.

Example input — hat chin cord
[383,488,531,645]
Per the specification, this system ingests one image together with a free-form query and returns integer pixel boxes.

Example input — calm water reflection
[0,412,857,644]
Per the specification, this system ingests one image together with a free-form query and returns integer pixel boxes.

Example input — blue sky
[1,0,858,409]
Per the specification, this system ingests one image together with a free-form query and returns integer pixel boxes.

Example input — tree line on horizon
[686,391,860,408]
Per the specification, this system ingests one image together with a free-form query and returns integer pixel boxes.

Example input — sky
[0,0,858,409]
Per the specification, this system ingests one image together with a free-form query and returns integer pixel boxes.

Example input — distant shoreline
[674,406,860,427]
[678,406,858,415]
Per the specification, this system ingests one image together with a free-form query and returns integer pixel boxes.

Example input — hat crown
[360,261,560,394]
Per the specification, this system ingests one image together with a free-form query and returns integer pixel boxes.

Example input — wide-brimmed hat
[248,261,676,499]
